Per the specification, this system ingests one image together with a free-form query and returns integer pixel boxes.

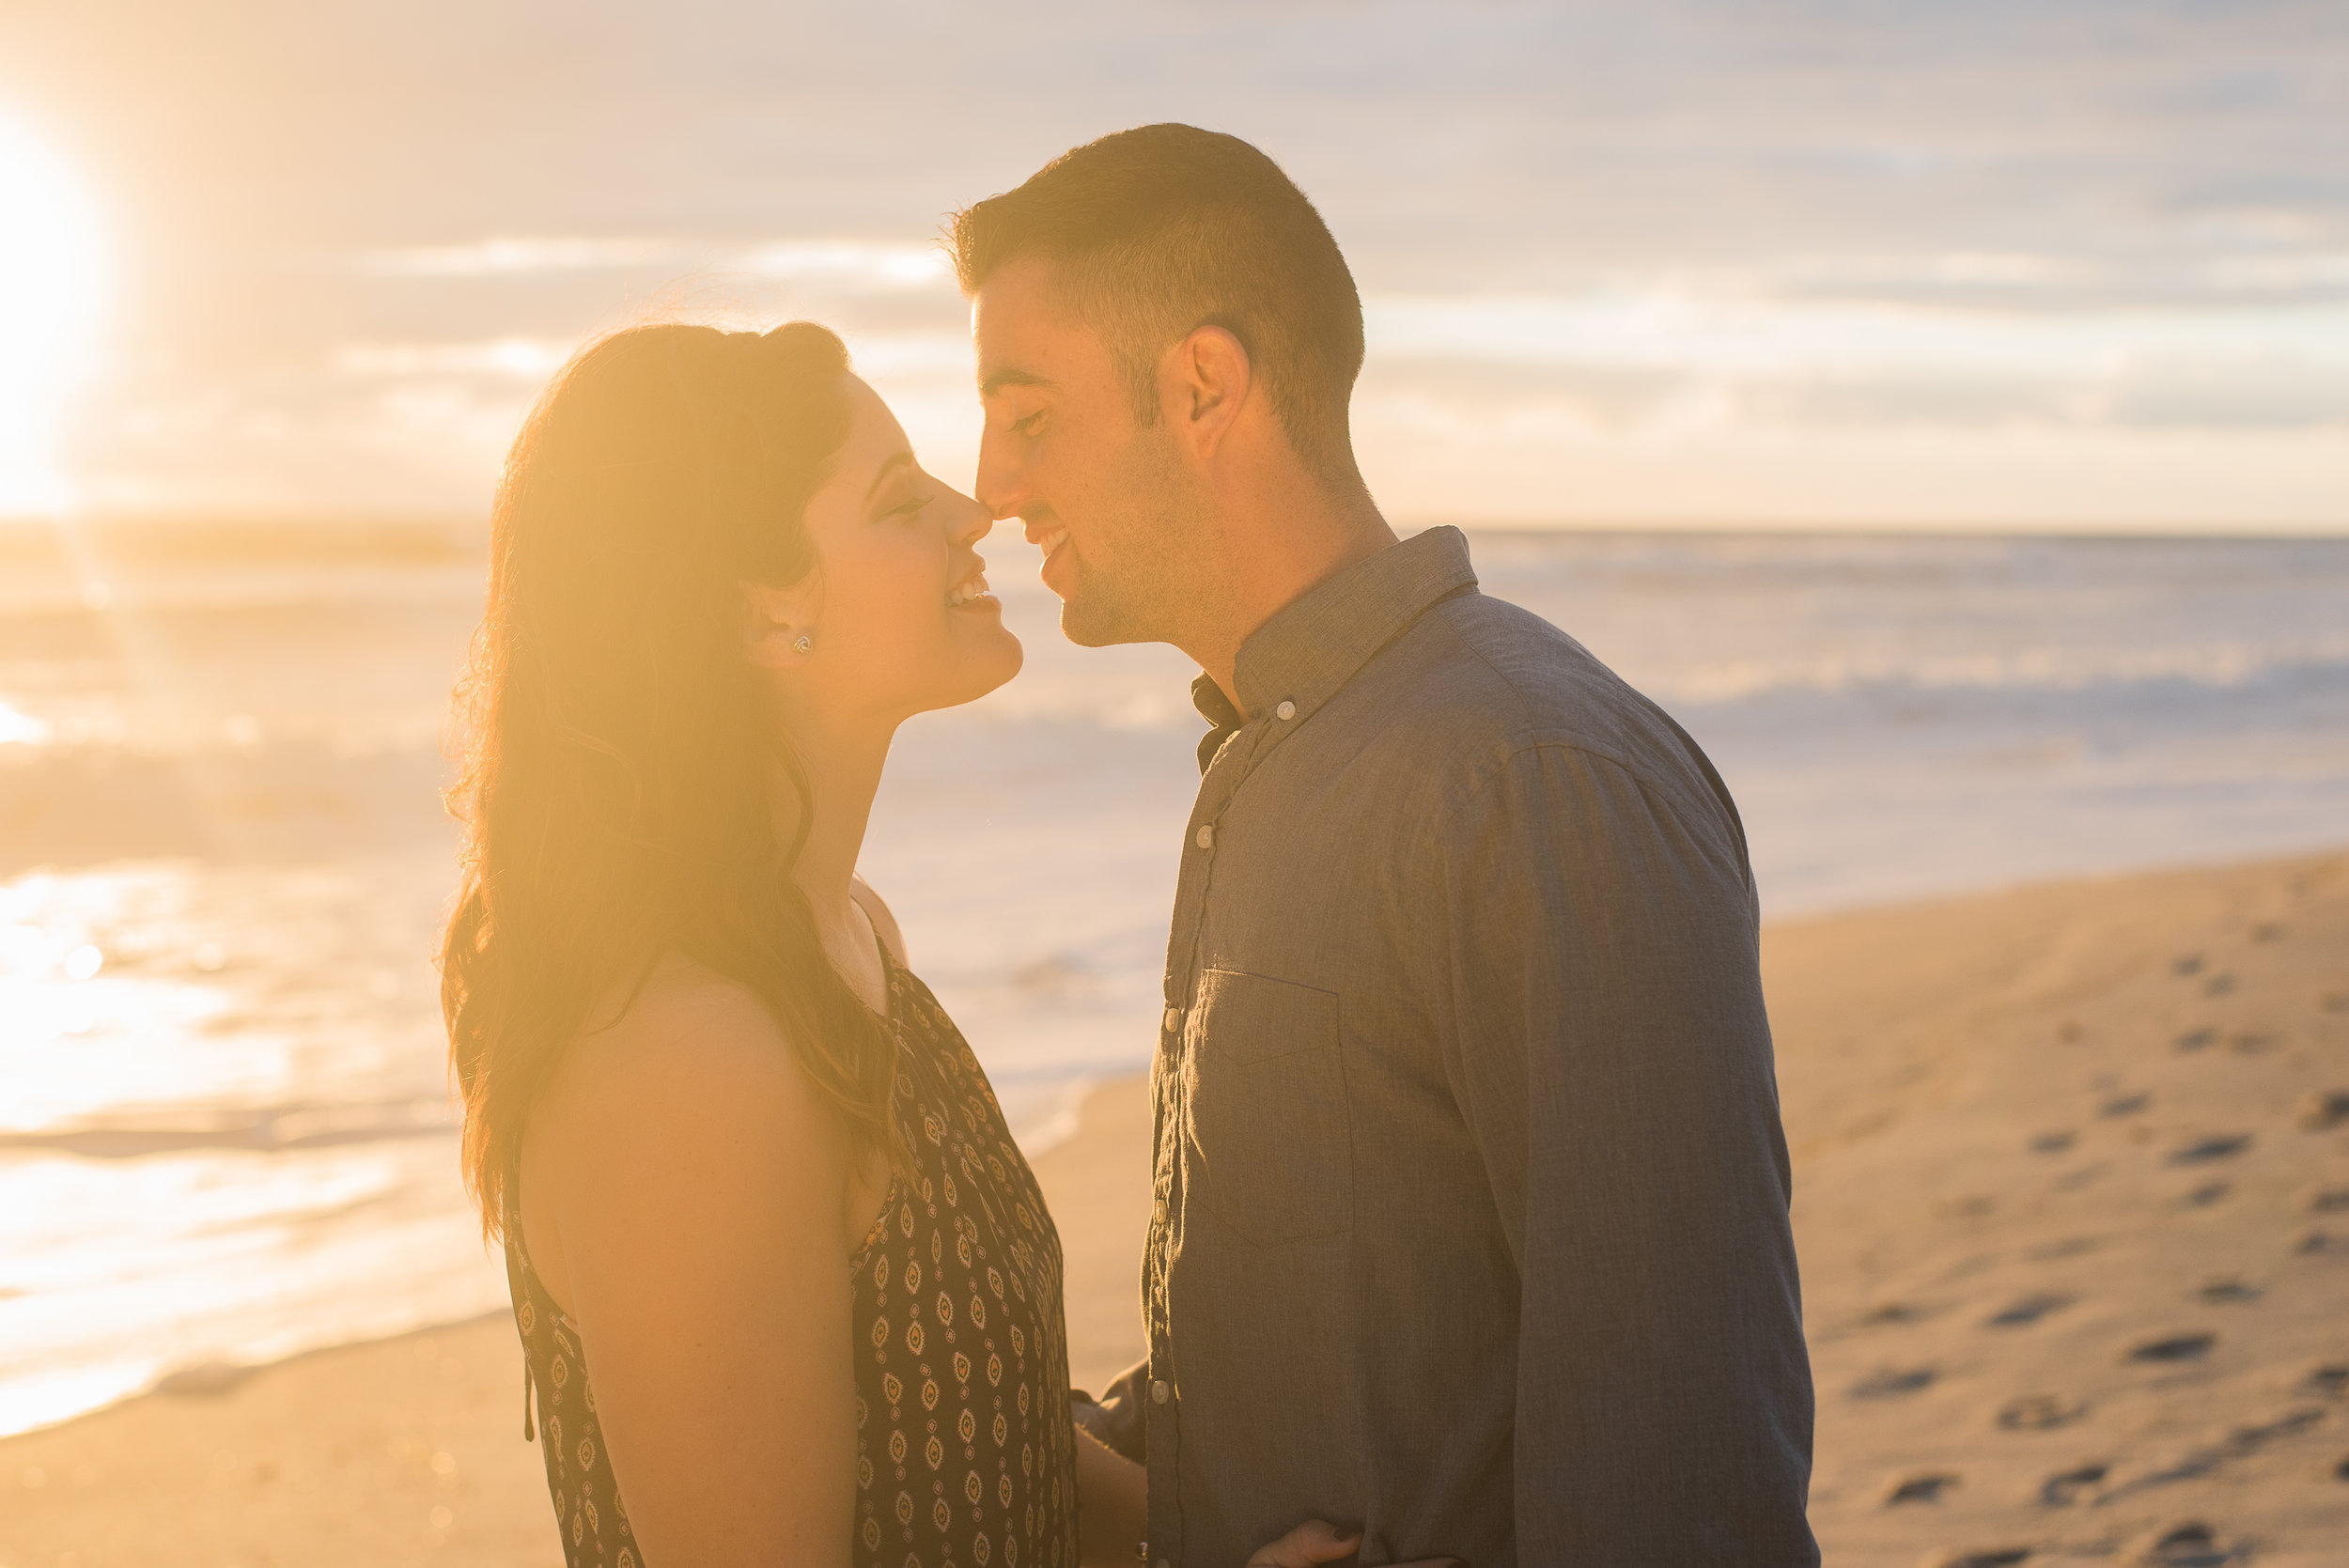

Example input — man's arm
[1436,743,1818,1566]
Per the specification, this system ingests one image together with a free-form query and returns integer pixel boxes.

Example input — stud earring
[792,633,815,656]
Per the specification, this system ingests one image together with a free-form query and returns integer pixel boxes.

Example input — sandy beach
[3,849,2343,1566]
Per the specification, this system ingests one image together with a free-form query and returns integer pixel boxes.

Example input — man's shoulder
[1333,590,1755,887]
[1376,590,1712,795]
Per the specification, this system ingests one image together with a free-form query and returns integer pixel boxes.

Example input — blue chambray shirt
[1086,527,1817,1567]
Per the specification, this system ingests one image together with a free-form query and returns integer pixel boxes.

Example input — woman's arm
[1075,1421,1145,1567]
[523,962,863,1568]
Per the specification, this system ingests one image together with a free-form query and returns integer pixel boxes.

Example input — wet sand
[3,850,2343,1566]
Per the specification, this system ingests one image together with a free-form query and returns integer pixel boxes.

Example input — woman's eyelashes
[877,479,935,523]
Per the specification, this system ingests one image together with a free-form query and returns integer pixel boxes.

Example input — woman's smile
[946,565,997,610]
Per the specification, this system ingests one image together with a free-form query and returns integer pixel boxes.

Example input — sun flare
[0,111,105,517]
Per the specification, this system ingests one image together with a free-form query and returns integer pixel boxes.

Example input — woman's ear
[739,578,822,669]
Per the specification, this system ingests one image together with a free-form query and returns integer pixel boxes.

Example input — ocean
[2,520,2344,1437]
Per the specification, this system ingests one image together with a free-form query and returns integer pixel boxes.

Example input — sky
[0,0,2344,531]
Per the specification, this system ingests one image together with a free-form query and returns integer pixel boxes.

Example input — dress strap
[504,1161,538,1442]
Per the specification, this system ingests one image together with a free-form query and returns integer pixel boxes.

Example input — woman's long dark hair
[442,320,897,1239]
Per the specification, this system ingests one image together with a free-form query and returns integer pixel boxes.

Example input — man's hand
[1242,1518,1464,1568]
[1246,1520,1361,1568]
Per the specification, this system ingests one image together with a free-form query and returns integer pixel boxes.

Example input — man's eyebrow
[863,450,914,503]
[979,366,1051,397]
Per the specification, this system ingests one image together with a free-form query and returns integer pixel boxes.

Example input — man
[955,125,1817,1567]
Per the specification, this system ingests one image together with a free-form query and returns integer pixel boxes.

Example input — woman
[442,320,1135,1567]
[440,322,1355,1568]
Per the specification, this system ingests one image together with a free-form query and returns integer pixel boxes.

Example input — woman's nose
[944,488,994,548]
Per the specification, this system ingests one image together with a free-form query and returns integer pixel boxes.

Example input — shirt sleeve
[1434,742,1818,1566]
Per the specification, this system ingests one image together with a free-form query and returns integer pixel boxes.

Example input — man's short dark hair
[949,124,1366,487]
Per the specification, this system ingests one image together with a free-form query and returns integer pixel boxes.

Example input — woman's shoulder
[534,955,840,1162]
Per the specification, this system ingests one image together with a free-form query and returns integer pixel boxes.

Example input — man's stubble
[1056,424,1215,653]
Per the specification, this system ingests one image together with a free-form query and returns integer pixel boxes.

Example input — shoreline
[5,846,2345,1564]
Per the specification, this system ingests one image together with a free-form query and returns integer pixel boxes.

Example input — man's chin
[1057,599,1132,649]
[1054,571,1151,648]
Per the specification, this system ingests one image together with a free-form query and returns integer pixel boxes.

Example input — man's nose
[974,424,1025,521]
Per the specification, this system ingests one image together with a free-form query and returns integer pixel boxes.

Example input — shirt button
[1150,1379,1171,1404]
[1152,1198,1168,1224]
[1163,1006,1183,1032]
[1275,699,1297,721]
[1194,824,1214,850]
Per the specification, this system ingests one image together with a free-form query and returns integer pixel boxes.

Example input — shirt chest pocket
[1183,969,1352,1245]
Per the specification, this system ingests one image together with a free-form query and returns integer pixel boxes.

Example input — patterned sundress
[504,954,1080,1568]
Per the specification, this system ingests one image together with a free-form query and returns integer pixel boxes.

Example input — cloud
[6,0,2345,524]
[352,237,951,289]
[332,339,573,379]
[351,239,688,278]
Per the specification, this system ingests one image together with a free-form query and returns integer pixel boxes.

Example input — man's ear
[1159,324,1252,463]
[739,576,821,670]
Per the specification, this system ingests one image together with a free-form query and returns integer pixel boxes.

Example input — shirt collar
[1189,525,1479,773]
[1237,525,1478,722]
[1190,673,1244,774]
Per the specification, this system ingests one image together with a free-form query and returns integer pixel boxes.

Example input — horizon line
[4,510,2345,544]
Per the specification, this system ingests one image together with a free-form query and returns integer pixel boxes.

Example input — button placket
[1150,713,1268,1568]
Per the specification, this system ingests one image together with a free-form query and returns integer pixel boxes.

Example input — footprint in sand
[2173,1027,2217,1052]
[1926,1548,2031,1568]
[2221,1407,2324,1454]
[2126,1332,2216,1364]
[2172,954,2205,977]
[1860,1301,1932,1327]
[1851,1366,1937,1399]
[2038,1462,2107,1505]
[2222,1031,2274,1054]
[154,1360,256,1397]
[2100,1092,2151,1118]
[2131,1520,2237,1567]
[2028,1129,2076,1155]
[2180,1180,2231,1208]
[2295,1363,2347,1400]
[2203,972,2236,997]
[2095,1408,2327,1509]
[2297,1089,2349,1131]
[2167,1134,2251,1165]
[2333,1453,2349,1482]
[1882,1471,1959,1505]
[2306,1186,2349,1213]
[2193,1276,2261,1304]
[1998,1393,2087,1431]
[1984,1292,2073,1328]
